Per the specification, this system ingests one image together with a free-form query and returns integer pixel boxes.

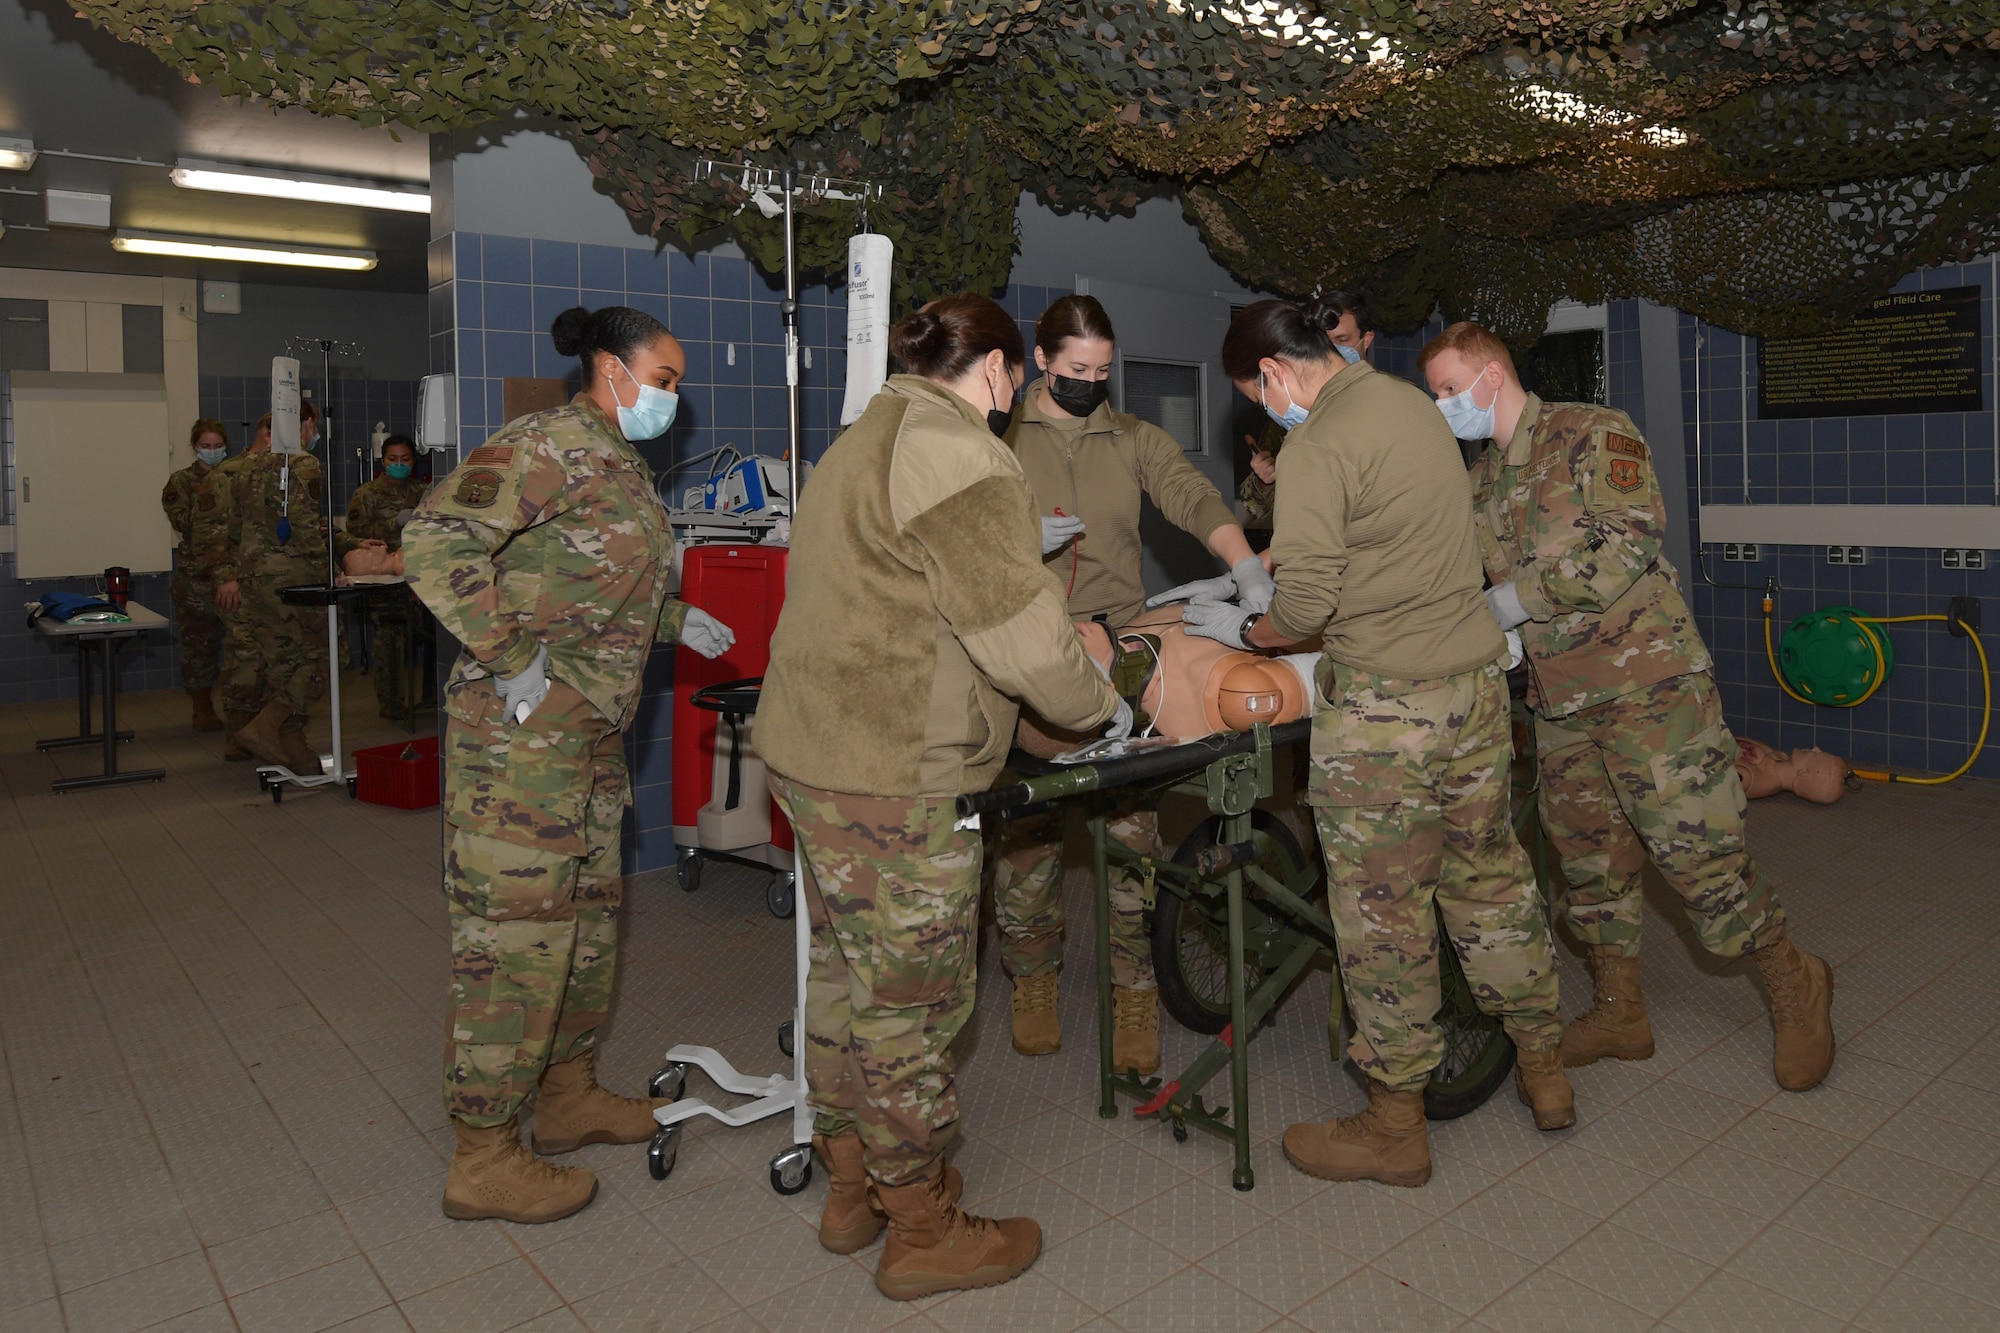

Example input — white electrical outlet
[1826,546,1868,566]
[1721,543,1761,562]
[1942,549,1988,571]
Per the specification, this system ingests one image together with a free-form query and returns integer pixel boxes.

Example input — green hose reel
[1779,605,1895,706]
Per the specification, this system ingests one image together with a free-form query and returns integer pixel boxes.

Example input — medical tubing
[1761,598,1993,785]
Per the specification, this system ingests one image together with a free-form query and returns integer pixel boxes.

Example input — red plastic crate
[354,733,441,809]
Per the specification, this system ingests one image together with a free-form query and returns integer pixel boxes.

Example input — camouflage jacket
[160,458,216,567]
[402,394,690,730]
[1236,420,1286,530]
[194,449,326,586]
[345,474,428,549]
[1469,394,1710,718]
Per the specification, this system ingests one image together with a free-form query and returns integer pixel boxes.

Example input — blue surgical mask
[385,462,414,480]
[613,356,679,440]
[1260,370,1310,430]
[1437,366,1499,441]
[196,447,226,466]
[1334,343,1362,366]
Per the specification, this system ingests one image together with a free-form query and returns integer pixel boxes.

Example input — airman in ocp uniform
[1421,321,1834,1094]
[345,433,429,720]
[402,304,733,1227]
[199,402,329,774]
[161,417,231,733]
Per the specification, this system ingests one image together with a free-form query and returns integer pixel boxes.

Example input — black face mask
[987,370,1017,437]
[1047,372,1110,418]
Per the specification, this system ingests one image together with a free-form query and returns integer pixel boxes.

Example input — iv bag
[840,233,893,426]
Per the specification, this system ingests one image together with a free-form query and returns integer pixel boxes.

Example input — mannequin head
[1735,737,1847,805]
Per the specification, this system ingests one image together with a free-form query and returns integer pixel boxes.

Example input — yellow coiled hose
[1762,597,1991,785]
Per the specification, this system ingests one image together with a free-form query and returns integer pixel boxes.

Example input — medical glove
[1486,580,1530,631]
[1146,573,1238,608]
[1105,697,1135,740]
[1041,513,1086,555]
[682,607,736,660]
[1503,628,1524,671]
[1231,556,1276,614]
[1181,601,1253,650]
[497,644,551,724]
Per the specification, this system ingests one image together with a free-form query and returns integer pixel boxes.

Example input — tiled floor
[5,681,2000,1331]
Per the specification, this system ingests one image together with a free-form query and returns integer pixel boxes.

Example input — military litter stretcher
[958,693,1550,1191]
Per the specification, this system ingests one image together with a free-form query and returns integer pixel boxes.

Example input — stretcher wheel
[770,1143,813,1195]
[346,776,358,799]
[270,782,284,804]
[1153,811,1310,1035]
[1423,915,1517,1121]
[647,1123,681,1180]
[648,1061,687,1101]
[766,871,796,920]
[676,852,703,893]
[778,1022,794,1058]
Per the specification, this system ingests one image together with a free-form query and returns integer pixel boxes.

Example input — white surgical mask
[1333,343,1362,366]
[196,447,226,466]
[1260,369,1310,430]
[1437,365,1499,441]
[613,355,679,440]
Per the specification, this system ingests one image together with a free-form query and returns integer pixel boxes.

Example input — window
[1120,358,1205,453]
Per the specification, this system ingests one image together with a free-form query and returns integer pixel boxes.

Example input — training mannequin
[1735,737,1847,805]
[1017,604,1316,756]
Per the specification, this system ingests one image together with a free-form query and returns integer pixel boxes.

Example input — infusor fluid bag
[270,356,303,455]
[840,232,893,426]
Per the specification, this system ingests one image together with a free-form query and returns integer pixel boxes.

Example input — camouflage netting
[68,0,2000,344]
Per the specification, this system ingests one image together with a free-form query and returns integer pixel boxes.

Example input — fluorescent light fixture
[171,158,429,213]
[0,137,34,171]
[111,229,378,271]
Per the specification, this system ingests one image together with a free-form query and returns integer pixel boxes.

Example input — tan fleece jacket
[1266,362,1504,680]
[759,375,1120,798]
[1007,390,1238,625]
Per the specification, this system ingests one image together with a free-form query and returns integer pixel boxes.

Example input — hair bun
[1299,297,1341,337]
[550,306,592,357]
[889,308,947,367]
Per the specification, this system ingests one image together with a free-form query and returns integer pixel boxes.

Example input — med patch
[464,445,517,469]
[454,468,504,508]
[1605,433,1647,459]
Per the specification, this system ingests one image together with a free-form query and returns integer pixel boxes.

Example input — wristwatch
[1238,612,1262,645]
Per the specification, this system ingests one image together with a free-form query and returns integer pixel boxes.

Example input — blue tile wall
[438,232,1077,872]
[1682,261,2000,780]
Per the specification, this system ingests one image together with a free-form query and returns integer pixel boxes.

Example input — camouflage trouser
[1311,659,1563,1092]
[220,570,328,718]
[770,774,980,1187]
[440,677,626,1126]
[1536,671,1784,960]
[368,586,422,717]
[169,569,223,689]
[988,799,1158,990]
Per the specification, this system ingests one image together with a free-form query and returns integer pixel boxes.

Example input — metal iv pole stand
[259,337,365,803]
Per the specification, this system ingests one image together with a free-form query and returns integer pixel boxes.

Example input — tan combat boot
[234,701,290,767]
[873,1169,1041,1300]
[1010,973,1061,1056]
[1281,1079,1431,1187]
[276,718,322,775]
[189,685,223,732]
[223,710,255,761]
[1561,945,1655,1067]
[1751,925,1835,1091]
[442,1118,597,1223]
[530,1049,668,1153]
[1112,985,1161,1076]
[814,1132,963,1255]
[1514,1047,1577,1130]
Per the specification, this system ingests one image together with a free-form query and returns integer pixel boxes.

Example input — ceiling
[0,0,430,292]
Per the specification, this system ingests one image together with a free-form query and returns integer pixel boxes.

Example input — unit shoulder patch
[464,445,517,468]
[197,491,217,512]
[1607,457,1644,493]
[454,468,504,508]
[1605,433,1647,459]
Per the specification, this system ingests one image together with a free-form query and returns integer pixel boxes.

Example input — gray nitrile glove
[1146,572,1239,608]
[496,643,551,724]
[1231,556,1275,614]
[682,607,736,660]
[1181,601,1253,649]
[393,508,416,530]
[1486,579,1530,631]
[1105,697,1135,740]
[1503,628,1524,670]
[1041,513,1086,555]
